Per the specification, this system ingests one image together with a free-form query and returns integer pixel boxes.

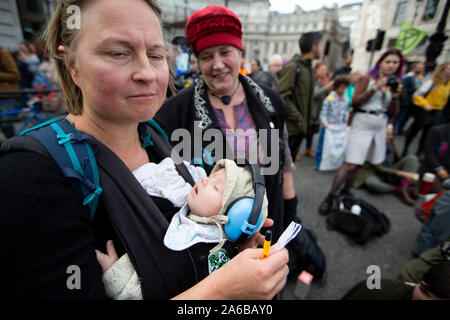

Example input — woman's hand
[322,122,329,129]
[171,226,289,300]
[238,218,274,252]
[424,105,433,111]
[211,244,289,300]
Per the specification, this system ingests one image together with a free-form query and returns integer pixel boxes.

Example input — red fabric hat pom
[186,5,243,56]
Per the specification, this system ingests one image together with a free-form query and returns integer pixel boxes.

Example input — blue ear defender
[224,197,263,241]
[223,164,266,243]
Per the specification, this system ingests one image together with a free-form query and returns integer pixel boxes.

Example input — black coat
[155,75,287,241]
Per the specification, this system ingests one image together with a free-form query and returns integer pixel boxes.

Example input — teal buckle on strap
[141,133,154,148]
[57,132,73,145]
[83,186,103,206]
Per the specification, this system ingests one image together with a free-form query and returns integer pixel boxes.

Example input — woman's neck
[208,81,245,110]
[209,80,240,98]
[67,112,143,159]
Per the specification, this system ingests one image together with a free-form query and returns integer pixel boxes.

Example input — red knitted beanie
[186,5,243,56]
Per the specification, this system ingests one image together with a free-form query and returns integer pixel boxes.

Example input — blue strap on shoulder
[148,119,169,142]
[19,119,102,220]
[137,119,169,149]
[17,119,168,219]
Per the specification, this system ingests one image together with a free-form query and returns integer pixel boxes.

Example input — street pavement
[280,134,423,300]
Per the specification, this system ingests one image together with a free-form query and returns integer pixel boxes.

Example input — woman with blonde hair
[0,0,288,300]
[403,62,450,156]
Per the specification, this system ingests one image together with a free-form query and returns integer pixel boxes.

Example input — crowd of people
[0,40,67,139]
[0,0,449,300]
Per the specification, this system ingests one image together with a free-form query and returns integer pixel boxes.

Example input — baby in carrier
[95,158,268,299]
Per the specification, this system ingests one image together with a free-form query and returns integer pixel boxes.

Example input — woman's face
[379,54,401,77]
[67,0,169,124]
[197,45,241,95]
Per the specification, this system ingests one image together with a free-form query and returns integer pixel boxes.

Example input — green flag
[395,23,427,55]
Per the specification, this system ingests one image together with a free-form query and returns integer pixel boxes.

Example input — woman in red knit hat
[156,5,298,250]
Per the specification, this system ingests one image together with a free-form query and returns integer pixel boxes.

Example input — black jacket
[155,75,287,241]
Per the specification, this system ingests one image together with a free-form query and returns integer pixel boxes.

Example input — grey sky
[269,0,362,13]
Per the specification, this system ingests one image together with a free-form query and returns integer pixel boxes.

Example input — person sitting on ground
[314,75,351,169]
[353,128,419,206]
[399,237,450,284]
[342,261,450,300]
[416,186,450,254]
[96,159,268,299]
[419,121,450,193]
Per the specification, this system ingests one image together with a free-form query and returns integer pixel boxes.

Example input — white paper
[275,221,302,249]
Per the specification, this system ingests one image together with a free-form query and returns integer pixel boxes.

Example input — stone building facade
[3,0,352,73]
[352,0,450,74]
[161,0,350,71]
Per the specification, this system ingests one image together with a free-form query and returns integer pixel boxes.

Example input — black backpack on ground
[286,217,327,281]
[326,195,390,245]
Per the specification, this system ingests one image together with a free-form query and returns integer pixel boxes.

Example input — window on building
[254,50,260,60]
[387,38,397,48]
[283,42,287,54]
[274,42,279,53]
[393,1,407,25]
[423,0,440,20]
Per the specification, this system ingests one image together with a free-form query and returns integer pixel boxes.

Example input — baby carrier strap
[145,120,196,187]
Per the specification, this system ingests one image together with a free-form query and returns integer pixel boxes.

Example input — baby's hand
[95,240,118,272]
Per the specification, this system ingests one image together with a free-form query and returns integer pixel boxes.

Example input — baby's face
[187,168,226,217]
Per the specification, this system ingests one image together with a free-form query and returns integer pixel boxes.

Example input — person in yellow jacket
[403,62,450,156]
